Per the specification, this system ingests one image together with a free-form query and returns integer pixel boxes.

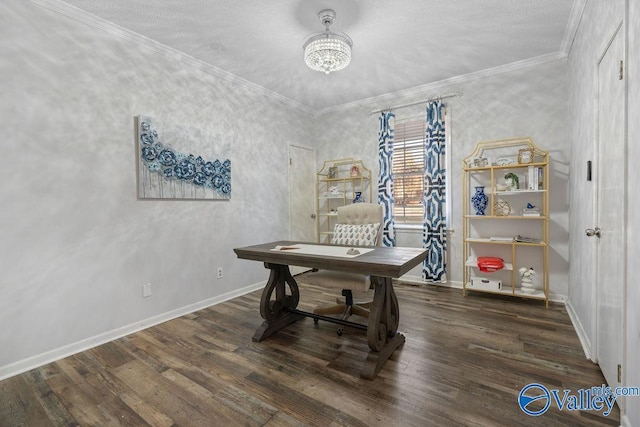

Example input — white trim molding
[319,52,567,116]
[395,278,568,303]
[560,0,588,55]
[565,299,594,361]
[29,0,570,119]
[0,281,266,381]
[29,0,316,117]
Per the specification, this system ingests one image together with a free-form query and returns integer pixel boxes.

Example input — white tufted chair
[304,203,383,335]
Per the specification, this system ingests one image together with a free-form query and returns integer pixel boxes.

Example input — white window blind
[392,119,426,223]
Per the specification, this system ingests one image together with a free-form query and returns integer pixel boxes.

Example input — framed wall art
[135,115,232,200]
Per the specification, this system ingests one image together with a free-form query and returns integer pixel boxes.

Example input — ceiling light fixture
[303,9,352,75]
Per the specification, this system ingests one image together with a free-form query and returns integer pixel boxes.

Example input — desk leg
[253,263,304,342]
[361,276,405,379]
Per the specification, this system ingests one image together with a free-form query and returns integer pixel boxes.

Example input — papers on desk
[271,245,301,251]
[270,244,374,258]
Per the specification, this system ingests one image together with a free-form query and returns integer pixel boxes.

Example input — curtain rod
[369,92,463,115]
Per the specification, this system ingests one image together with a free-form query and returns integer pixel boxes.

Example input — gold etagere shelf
[462,137,550,307]
[316,158,372,243]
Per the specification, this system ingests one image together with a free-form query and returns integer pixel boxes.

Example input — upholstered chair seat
[303,203,383,335]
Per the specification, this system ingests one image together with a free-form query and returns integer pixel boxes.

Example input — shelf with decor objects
[316,158,372,243]
[462,137,550,307]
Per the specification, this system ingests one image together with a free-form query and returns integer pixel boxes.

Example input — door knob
[585,227,601,237]
[310,213,317,219]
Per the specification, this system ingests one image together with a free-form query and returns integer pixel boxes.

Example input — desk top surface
[234,240,427,278]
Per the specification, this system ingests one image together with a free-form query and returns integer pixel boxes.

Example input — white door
[289,145,316,275]
[594,24,625,399]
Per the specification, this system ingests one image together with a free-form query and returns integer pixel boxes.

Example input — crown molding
[318,52,568,115]
[29,0,570,119]
[29,0,316,117]
[560,0,588,55]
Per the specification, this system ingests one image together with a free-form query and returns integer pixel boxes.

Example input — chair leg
[313,303,348,316]
[336,304,353,336]
[342,289,354,306]
[335,290,355,335]
[313,289,371,335]
[351,305,370,318]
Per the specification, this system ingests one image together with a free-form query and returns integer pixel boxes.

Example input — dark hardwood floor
[0,281,619,426]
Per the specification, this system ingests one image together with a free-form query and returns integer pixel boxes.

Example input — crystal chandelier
[303,9,352,74]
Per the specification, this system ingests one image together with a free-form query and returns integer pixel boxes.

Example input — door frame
[288,144,316,276]
[591,20,627,392]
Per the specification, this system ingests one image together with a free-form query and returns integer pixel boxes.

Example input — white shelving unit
[462,137,550,307]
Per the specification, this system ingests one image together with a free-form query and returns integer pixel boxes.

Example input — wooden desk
[234,240,427,379]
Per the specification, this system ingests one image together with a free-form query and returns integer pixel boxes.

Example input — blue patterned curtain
[422,101,447,281]
[377,112,396,247]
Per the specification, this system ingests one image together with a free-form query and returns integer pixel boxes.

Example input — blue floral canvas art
[136,115,231,200]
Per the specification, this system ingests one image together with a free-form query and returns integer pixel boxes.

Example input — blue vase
[471,186,488,215]
[353,191,364,203]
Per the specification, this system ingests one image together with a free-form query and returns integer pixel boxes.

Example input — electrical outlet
[143,283,152,298]
[217,267,223,279]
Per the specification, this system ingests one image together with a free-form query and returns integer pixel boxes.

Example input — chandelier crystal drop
[303,9,352,74]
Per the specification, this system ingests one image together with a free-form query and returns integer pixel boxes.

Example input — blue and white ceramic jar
[471,186,488,215]
[353,191,364,203]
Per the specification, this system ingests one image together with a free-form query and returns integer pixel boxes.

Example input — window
[392,119,426,223]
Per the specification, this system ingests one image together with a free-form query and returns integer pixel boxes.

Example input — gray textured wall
[0,1,313,372]
[314,60,570,297]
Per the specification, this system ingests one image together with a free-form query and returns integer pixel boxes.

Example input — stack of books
[522,207,540,216]
[490,236,514,242]
[526,166,544,190]
[515,235,542,244]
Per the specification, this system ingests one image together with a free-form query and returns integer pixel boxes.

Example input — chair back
[335,203,384,246]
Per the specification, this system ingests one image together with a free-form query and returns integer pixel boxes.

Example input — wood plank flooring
[0,282,620,426]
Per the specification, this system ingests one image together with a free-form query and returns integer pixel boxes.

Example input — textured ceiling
[59,0,575,112]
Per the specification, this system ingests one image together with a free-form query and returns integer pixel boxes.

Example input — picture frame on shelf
[350,165,360,177]
[328,166,338,179]
[469,157,490,168]
[518,148,535,164]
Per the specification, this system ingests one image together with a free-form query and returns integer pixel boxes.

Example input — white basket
[470,277,502,291]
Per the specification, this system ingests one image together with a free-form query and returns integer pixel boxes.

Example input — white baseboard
[394,275,462,288]
[565,299,593,360]
[0,281,266,381]
[395,277,567,303]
